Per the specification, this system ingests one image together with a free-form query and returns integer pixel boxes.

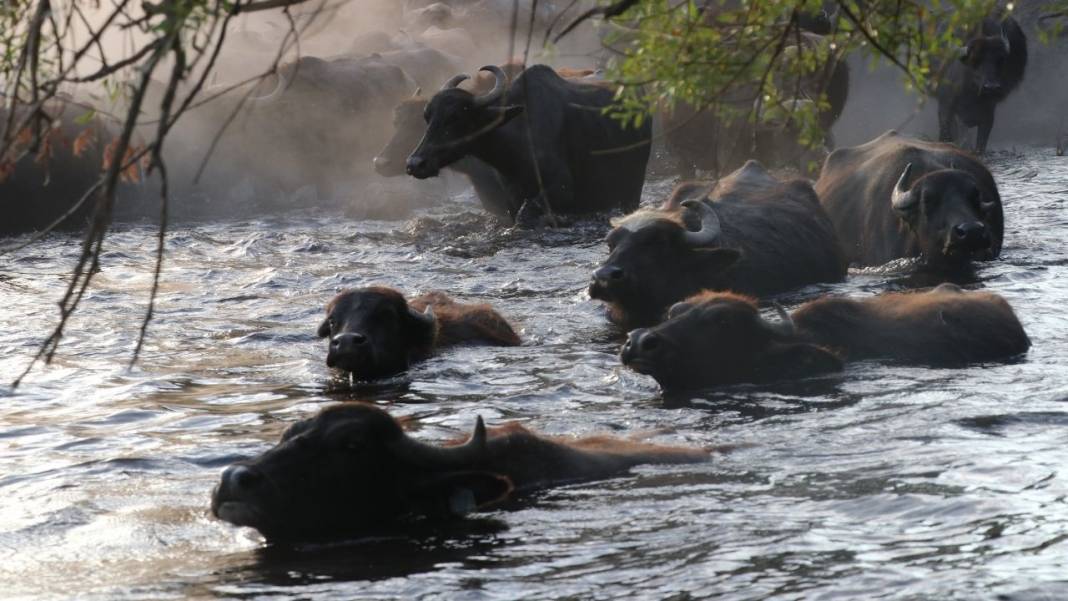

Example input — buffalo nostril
[373,156,390,169]
[406,156,425,174]
[224,465,260,491]
[594,265,624,282]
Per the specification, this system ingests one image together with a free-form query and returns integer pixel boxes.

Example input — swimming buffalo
[937,15,1027,153]
[211,403,710,541]
[815,130,1003,269]
[589,161,846,329]
[621,284,1030,391]
[406,64,652,224]
[318,287,520,380]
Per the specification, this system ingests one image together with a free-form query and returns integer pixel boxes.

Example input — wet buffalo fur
[937,15,1027,154]
[620,285,1029,391]
[407,64,652,223]
[317,286,520,380]
[211,403,711,541]
[815,130,1003,270]
[589,160,846,329]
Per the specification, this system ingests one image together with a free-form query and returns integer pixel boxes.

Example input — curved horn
[680,199,721,247]
[473,65,506,107]
[386,415,488,467]
[409,304,437,329]
[1000,24,1011,53]
[247,69,289,104]
[768,301,796,338]
[441,73,470,91]
[891,163,917,211]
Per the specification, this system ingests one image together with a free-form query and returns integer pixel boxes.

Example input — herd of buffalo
[0,2,1045,544]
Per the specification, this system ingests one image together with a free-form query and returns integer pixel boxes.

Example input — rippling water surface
[1,151,1066,600]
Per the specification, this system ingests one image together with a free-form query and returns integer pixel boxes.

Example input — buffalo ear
[409,471,514,517]
[693,247,741,272]
[317,318,331,338]
[764,342,843,380]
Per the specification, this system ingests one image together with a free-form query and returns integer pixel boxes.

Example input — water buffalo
[211,402,711,541]
[318,286,520,380]
[406,64,652,224]
[589,161,846,329]
[621,284,1030,391]
[663,31,849,178]
[937,15,1027,153]
[815,130,1003,269]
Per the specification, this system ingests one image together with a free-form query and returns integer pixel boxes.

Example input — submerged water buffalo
[815,130,1003,269]
[211,403,710,541]
[663,32,849,178]
[621,284,1030,391]
[937,15,1027,153]
[406,64,652,224]
[318,287,520,380]
[589,161,846,329]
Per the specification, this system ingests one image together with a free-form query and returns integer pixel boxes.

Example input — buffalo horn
[769,302,796,338]
[1000,25,1011,53]
[248,69,289,104]
[387,415,488,467]
[409,304,437,329]
[473,65,507,107]
[680,199,721,247]
[442,73,470,90]
[890,163,917,210]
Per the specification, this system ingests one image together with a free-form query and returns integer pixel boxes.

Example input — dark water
[1,152,1066,600]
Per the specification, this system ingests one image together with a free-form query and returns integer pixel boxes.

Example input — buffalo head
[620,292,842,390]
[374,93,428,177]
[589,193,740,329]
[317,287,438,379]
[406,66,523,179]
[959,20,1016,98]
[889,163,997,266]
[211,403,511,542]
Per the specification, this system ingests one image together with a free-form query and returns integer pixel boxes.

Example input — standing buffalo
[621,284,1030,391]
[815,130,1003,269]
[406,65,652,224]
[589,161,846,329]
[318,286,520,380]
[937,15,1027,153]
[211,403,711,541]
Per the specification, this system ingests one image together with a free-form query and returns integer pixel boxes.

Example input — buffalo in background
[211,403,710,542]
[816,130,1003,270]
[937,15,1027,154]
[621,284,1030,391]
[590,161,846,329]
[407,65,651,224]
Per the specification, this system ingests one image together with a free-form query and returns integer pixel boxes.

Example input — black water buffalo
[211,403,710,541]
[815,130,1003,269]
[406,64,652,224]
[318,287,520,380]
[663,31,849,178]
[589,161,846,329]
[937,15,1027,153]
[621,284,1030,391]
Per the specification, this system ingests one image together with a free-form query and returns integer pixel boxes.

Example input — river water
[1,150,1066,600]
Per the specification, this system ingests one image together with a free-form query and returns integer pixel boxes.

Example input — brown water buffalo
[406,64,651,224]
[589,161,846,329]
[621,284,1030,391]
[663,31,849,178]
[937,15,1027,153]
[211,402,711,541]
[318,287,520,380]
[815,130,1003,270]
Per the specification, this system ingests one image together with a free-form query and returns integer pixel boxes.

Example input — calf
[589,161,846,329]
[815,130,1003,269]
[211,403,711,541]
[318,287,520,380]
[621,284,1030,391]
